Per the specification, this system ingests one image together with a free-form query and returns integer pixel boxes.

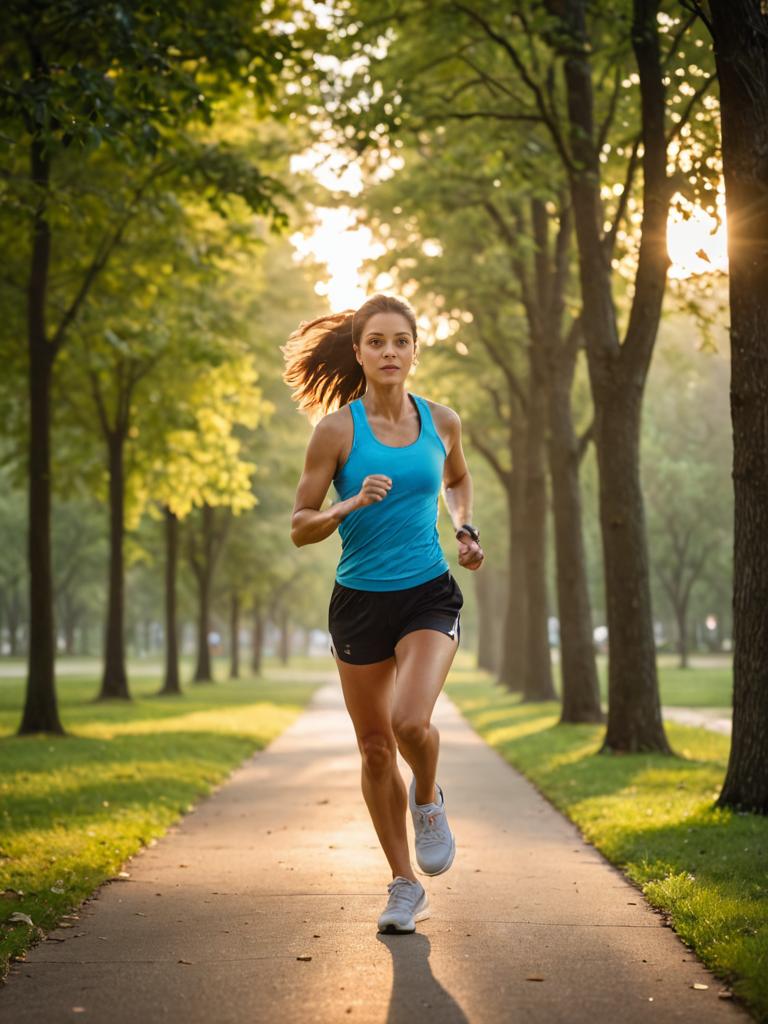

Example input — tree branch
[468,428,512,489]
[451,1,575,170]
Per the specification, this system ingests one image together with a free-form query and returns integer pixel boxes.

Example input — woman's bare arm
[290,415,392,547]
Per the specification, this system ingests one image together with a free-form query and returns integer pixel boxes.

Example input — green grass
[587,654,733,710]
[0,666,320,979]
[445,666,767,1023]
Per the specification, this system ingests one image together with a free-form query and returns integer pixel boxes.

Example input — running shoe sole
[378,904,431,934]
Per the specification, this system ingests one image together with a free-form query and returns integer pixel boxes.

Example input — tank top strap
[411,394,446,455]
[348,397,371,443]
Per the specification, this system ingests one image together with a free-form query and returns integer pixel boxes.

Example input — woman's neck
[362,385,412,422]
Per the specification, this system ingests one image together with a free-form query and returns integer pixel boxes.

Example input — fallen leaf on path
[297,955,312,962]
[718,991,733,1000]
[692,983,709,990]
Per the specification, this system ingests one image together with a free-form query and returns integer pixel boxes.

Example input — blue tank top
[332,393,450,591]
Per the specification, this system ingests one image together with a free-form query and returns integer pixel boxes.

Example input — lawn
[0,663,320,980]
[444,663,767,1024]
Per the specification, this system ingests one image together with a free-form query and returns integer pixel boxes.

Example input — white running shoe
[377,876,430,934]
[409,777,456,876]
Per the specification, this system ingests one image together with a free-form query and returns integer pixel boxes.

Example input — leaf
[691,983,709,990]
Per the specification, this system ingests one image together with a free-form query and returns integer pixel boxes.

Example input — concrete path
[663,706,732,736]
[1,679,750,1023]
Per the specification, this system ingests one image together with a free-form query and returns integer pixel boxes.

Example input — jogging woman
[284,294,484,934]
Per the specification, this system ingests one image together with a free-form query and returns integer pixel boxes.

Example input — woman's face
[355,311,416,385]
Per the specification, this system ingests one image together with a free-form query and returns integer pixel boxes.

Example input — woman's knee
[392,715,431,748]
[359,731,396,777]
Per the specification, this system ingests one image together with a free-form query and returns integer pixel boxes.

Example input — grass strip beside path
[0,671,319,981]
[445,668,768,1023]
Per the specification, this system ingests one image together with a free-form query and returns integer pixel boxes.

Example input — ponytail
[281,294,418,420]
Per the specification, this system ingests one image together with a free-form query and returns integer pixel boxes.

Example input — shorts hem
[394,616,461,648]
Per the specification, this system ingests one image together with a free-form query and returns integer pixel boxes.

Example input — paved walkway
[663,706,732,736]
[1,679,750,1023]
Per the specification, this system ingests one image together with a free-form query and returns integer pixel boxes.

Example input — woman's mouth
[382,366,399,372]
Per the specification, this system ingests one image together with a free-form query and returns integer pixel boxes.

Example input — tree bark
[229,590,240,680]
[558,0,672,752]
[190,504,224,683]
[278,606,291,665]
[99,432,129,699]
[674,597,689,670]
[474,567,501,674]
[548,381,604,722]
[499,460,528,692]
[710,0,768,814]
[251,603,264,676]
[159,506,181,695]
[19,139,64,734]
[523,365,557,701]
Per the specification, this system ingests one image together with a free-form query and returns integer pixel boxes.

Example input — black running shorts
[328,570,464,665]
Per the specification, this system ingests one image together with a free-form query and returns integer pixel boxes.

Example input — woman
[284,294,484,935]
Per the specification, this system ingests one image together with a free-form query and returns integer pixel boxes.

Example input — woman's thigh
[391,628,459,727]
[334,653,398,749]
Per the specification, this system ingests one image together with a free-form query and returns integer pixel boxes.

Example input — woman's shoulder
[312,403,354,446]
[421,397,461,433]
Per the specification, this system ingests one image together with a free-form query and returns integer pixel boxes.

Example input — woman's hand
[356,474,392,507]
[458,535,484,570]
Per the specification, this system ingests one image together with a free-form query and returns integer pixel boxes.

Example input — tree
[706,0,768,814]
[0,0,307,732]
[323,0,713,741]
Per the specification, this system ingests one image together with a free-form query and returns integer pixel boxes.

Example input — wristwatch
[456,523,480,542]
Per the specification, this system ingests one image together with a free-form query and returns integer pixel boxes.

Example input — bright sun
[290,151,728,309]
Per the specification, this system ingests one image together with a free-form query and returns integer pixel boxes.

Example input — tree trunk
[499,448,528,691]
[559,0,671,752]
[674,598,689,670]
[595,391,669,750]
[278,607,291,665]
[19,140,64,735]
[194,571,213,682]
[251,604,264,676]
[475,567,501,674]
[523,365,557,701]
[710,0,768,814]
[62,600,77,657]
[548,380,603,722]
[192,506,216,683]
[160,506,181,695]
[99,432,129,699]
[7,588,21,658]
[230,590,240,680]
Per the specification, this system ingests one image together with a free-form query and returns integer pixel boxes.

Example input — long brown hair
[281,294,418,419]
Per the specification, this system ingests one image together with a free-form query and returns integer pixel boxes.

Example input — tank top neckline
[355,392,424,450]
